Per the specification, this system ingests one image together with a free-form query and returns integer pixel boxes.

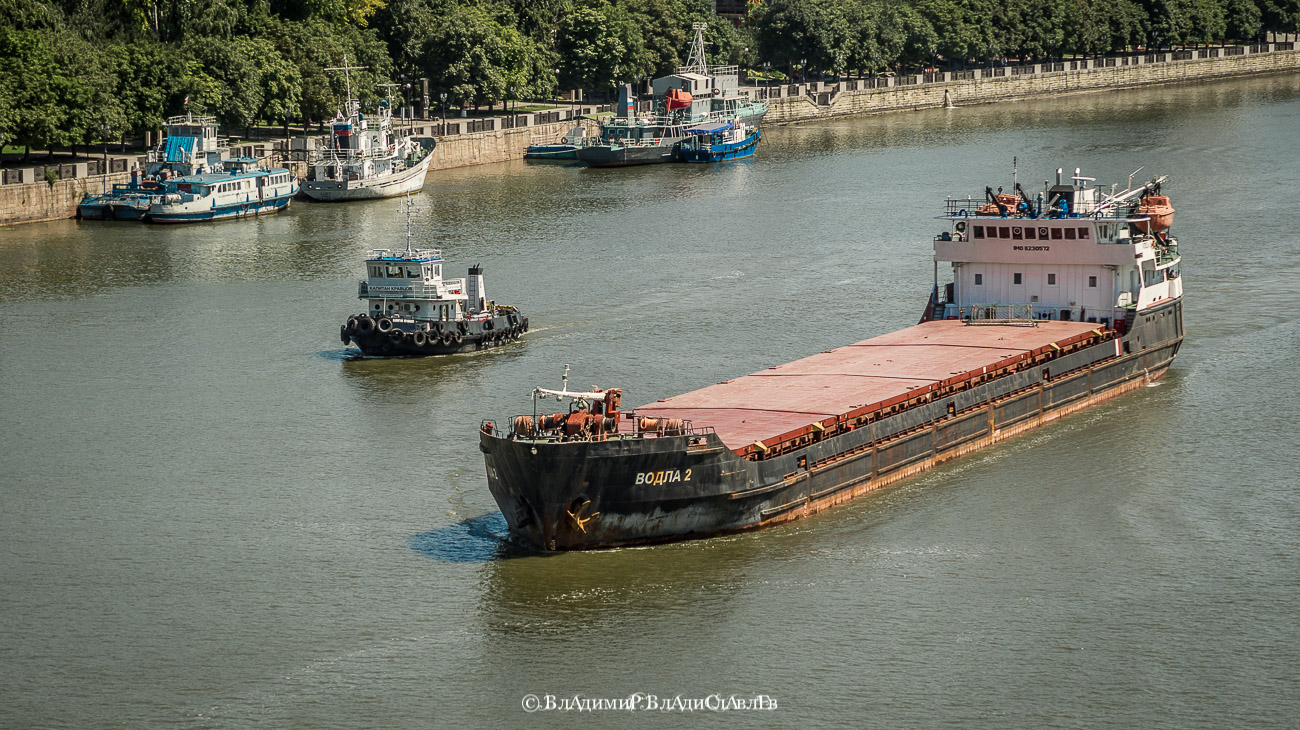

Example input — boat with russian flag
[301,58,435,202]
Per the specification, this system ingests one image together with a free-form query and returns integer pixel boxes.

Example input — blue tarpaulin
[163,135,197,162]
[686,121,733,134]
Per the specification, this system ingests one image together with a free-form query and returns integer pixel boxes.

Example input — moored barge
[479,167,1184,550]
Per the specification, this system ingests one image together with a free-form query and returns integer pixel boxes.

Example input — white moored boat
[302,58,436,202]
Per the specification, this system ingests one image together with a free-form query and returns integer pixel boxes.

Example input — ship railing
[942,196,1139,220]
[493,415,715,443]
[962,303,1038,326]
[165,114,218,127]
[367,247,443,259]
[310,146,401,163]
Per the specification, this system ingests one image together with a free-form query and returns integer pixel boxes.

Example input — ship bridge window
[973,225,984,238]
[999,226,1011,238]
[369,266,382,277]
[1064,228,1077,240]
[406,266,420,278]
[386,265,402,277]
[1051,228,1063,240]
[1025,228,1037,240]
[1079,227,1090,239]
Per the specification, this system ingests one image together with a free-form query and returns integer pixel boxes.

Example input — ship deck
[633,320,1102,451]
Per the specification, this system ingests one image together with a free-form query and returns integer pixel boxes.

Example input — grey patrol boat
[340,197,526,356]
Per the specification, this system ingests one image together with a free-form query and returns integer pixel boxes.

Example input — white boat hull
[302,151,433,202]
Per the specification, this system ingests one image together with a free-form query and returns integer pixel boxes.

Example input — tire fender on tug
[412,330,428,347]
[340,325,350,344]
[376,317,394,334]
[356,315,374,334]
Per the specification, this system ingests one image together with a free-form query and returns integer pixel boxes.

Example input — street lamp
[439,92,447,134]
[100,123,110,168]
[800,58,807,82]
[510,85,516,115]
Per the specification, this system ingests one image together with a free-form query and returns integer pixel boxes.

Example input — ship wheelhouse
[358,248,472,323]
[930,168,1182,332]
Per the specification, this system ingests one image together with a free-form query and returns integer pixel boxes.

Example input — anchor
[566,499,600,534]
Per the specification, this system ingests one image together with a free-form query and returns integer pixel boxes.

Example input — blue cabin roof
[686,121,733,134]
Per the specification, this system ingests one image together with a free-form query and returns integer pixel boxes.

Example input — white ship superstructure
[929,167,1182,339]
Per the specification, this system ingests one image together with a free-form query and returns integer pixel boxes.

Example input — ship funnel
[617,84,634,119]
[466,265,486,314]
[1056,168,1063,185]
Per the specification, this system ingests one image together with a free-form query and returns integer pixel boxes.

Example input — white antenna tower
[684,22,709,74]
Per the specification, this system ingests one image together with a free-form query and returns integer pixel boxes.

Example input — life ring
[376,317,393,333]
[339,324,350,344]
[356,316,374,334]
[412,330,428,347]
[958,208,968,217]
[955,221,967,233]
[561,137,569,145]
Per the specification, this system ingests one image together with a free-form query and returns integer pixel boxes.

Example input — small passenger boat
[678,121,760,162]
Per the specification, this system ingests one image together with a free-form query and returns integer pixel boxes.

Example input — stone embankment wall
[761,46,1300,124]
[0,171,133,226]
[430,121,577,170]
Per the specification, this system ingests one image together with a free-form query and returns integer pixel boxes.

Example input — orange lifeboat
[1135,194,1174,233]
[664,88,693,113]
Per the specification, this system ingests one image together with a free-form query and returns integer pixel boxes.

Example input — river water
[2,73,1298,728]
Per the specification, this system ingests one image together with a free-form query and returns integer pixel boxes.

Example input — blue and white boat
[148,157,299,223]
[78,113,226,221]
[677,120,761,163]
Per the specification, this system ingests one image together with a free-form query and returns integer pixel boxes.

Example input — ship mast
[325,54,368,118]
[399,192,417,257]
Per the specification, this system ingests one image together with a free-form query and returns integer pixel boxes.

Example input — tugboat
[478,166,1184,551]
[147,156,299,223]
[576,23,767,168]
[340,197,527,356]
[77,112,224,221]
[302,58,436,201]
[678,120,761,162]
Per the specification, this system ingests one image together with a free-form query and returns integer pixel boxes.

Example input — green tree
[420,3,552,108]
[554,0,652,93]
[752,0,852,77]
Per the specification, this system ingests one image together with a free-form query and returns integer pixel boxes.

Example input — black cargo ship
[479,168,1184,550]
